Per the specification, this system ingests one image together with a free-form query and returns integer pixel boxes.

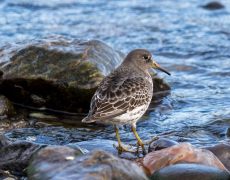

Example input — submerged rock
[201,2,225,10]
[0,37,170,113]
[142,143,228,175]
[28,148,147,180]
[206,143,230,171]
[151,163,230,180]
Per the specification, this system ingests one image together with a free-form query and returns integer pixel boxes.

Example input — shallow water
[1,0,230,147]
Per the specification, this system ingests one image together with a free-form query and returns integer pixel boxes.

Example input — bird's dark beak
[151,60,171,75]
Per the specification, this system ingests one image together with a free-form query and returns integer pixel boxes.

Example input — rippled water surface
[1,0,230,147]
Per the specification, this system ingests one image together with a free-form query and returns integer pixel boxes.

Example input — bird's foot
[113,143,136,155]
[136,142,147,156]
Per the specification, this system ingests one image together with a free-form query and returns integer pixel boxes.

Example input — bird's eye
[143,55,150,62]
[143,55,148,60]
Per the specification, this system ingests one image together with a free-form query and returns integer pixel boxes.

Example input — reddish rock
[142,143,228,175]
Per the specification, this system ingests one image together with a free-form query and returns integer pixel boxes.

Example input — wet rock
[73,139,138,159]
[0,95,15,119]
[201,2,225,10]
[27,146,85,180]
[0,38,115,113]
[206,143,230,171]
[28,149,147,180]
[0,134,45,175]
[73,139,117,155]
[142,143,228,175]
[151,163,230,180]
[0,37,170,113]
[148,138,178,152]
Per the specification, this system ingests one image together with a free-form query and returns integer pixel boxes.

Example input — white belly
[110,105,148,125]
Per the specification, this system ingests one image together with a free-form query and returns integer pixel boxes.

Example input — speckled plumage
[82,65,153,125]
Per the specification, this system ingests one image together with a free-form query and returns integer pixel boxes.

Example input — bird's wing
[87,72,152,121]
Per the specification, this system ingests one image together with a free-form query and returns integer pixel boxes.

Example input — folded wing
[85,73,152,122]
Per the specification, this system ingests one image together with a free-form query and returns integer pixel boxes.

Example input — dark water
[1,0,230,147]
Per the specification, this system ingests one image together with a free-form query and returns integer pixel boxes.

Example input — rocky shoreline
[0,38,229,179]
[0,134,229,180]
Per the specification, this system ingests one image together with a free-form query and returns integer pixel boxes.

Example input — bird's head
[123,49,171,75]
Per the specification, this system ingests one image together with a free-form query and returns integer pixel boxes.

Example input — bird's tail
[82,116,96,123]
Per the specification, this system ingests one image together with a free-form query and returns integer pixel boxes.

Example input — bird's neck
[119,62,152,79]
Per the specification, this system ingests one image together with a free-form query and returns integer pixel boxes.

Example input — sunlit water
[1,0,230,148]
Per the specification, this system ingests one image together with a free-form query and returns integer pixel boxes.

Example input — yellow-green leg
[131,124,146,155]
[114,125,135,154]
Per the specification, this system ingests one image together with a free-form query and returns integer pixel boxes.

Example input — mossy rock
[0,37,170,113]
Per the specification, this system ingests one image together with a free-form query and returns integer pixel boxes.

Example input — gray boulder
[28,148,147,180]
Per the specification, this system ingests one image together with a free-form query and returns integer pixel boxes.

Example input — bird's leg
[131,124,147,155]
[114,125,135,154]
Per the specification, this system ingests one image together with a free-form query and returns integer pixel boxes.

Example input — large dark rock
[206,143,230,171]
[0,38,120,113]
[28,148,148,180]
[151,163,230,180]
[0,37,170,113]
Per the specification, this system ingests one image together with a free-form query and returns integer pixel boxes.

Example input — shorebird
[82,49,170,154]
